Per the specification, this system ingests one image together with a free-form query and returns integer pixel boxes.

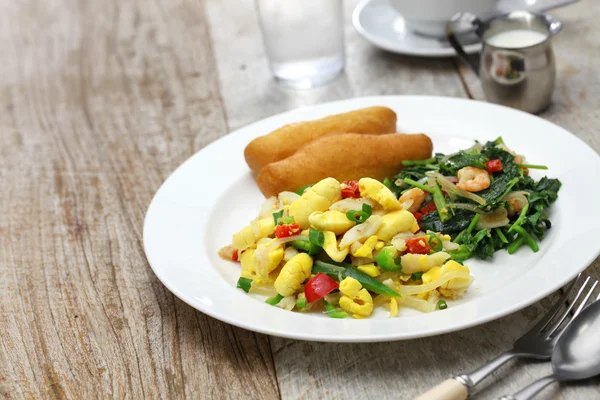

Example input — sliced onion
[427,290,441,309]
[502,191,529,206]
[283,246,298,261]
[276,296,296,311]
[391,237,406,251]
[476,207,509,229]
[397,295,437,313]
[381,278,396,289]
[256,236,306,278]
[274,234,308,244]
[350,256,375,266]
[248,285,277,296]
[397,271,473,295]
[373,294,389,307]
[278,191,300,205]
[427,171,486,205]
[339,215,383,249]
[250,219,262,237]
[324,292,342,305]
[400,199,414,212]
[330,197,376,213]
[442,240,460,251]
[392,232,419,241]
[255,241,277,279]
[379,271,404,282]
[395,178,406,188]
[350,241,362,254]
[258,196,280,218]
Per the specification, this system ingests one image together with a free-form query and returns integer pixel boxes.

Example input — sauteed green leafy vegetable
[392,137,560,262]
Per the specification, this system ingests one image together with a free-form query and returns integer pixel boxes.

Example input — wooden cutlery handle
[415,379,468,400]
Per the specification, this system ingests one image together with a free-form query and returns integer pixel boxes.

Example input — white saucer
[352,0,540,57]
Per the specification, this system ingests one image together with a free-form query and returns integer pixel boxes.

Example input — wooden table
[2,0,599,398]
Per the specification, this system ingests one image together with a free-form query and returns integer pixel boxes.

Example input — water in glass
[256,0,345,89]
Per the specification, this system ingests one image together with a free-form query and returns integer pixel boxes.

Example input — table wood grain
[1,0,598,399]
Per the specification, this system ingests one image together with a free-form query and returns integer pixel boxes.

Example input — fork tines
[539,274,599,339]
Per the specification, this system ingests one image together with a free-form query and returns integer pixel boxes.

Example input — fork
[416,274,598,400]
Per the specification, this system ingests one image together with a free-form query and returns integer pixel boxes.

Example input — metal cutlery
[416,274,597,400]
[500,293,600,399]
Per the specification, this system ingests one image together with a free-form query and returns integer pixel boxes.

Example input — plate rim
[143,95,600,342]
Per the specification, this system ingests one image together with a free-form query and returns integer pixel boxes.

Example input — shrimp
[456,167,490,192]
[399,188,427,213]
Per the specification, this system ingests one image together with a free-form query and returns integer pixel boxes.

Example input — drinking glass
[255,0,345,89]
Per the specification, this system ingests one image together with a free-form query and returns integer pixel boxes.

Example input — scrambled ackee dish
[219,177,473,319]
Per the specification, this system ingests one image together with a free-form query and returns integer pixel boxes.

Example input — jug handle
[544,14,563,36]
[446,13,482,76]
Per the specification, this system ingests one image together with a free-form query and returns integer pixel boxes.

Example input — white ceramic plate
[352,0,543,57]
[144,96,600,342]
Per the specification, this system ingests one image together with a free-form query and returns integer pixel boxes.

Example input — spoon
[501,298,600,400]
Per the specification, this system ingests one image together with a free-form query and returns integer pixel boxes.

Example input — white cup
[389,0,500,37]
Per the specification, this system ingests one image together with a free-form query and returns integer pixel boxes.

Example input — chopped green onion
[402,157,437,166]
[437,300,448,310]
[507,237,524,254]
[309,229,325,247]
[313,260,400,297]
[495,228,508,244]
[278,216,295,225]
[430,183,450,222]
[411,272,424,281]
[454,213,481,244]
[344,204,373,224]
[508,203,529,233]
[448,245,472,263]
[517,164,548,170]
[295,184,313,196]
[383,177,391,189]
[403,178,433,193]
[272,210,284,225]
[376,246,402,272]
[428,234,443,252]
[290,240,321,255]
[265,294,284,305]
[466,213,481,235]
[236,277,252,293]
[512,225,539,253]
[324,300,348,318]
[296,298,307,309]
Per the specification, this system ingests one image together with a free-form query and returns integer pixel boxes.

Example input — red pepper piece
[405,237,431,254]
[232,250,239,262]
[420,201,437,215]
[304,273,339,303]
[412,211,424,222]
[485,159,503,173]
[341,180,360,199]
[274,224,301,238]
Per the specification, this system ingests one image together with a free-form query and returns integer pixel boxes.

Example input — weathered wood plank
[0,0,279,398]
[208,0,600,399]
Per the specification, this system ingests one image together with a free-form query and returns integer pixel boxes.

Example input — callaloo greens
[393,137,560,262]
